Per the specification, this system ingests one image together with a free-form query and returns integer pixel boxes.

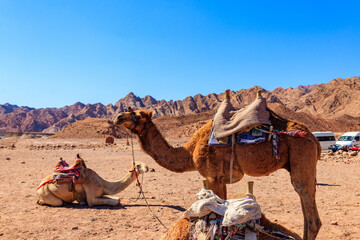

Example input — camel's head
[132,161,149,174]
[114,108,153,134]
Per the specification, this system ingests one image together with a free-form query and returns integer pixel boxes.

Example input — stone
[350,151,358,156]
[105,136,115,144]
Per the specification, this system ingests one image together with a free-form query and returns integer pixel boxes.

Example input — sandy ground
[0,137,359,240]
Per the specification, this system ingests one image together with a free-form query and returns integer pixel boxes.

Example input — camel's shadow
[317,182,341,187]
[61,202,186,212]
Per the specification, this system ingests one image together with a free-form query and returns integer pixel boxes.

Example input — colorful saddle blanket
[36,158,84,190]
[190,212,259,240]
[53,158,83,184]
[208,125,269,146]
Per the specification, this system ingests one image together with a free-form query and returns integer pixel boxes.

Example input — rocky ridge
[1,76,359,133]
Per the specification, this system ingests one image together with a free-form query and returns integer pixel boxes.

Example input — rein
[127,118,169,230]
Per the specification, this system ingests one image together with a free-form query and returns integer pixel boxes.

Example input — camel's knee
[37,199,45,205]
[291,180,305,194]
[291,178,316,196]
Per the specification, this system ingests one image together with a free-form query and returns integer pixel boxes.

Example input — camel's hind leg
[289,138,321,240]
[36,187,64,207]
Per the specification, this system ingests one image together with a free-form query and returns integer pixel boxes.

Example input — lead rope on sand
[256,226,295,240]
[128,133,143,202]
[128,132,169,231]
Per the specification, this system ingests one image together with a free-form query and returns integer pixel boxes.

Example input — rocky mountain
[1,76,359,133]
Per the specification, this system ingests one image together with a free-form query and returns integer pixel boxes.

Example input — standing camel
[114,102,322,239]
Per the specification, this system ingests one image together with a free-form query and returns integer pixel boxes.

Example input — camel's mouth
[142,166,149,173]
[135,163,149,173]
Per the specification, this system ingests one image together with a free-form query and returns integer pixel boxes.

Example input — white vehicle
[312,132,336,150]
[336,132,360,147]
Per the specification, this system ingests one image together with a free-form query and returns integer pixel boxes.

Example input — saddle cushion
[212,96,271,140]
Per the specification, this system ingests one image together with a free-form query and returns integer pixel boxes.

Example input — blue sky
[1,1,359,108]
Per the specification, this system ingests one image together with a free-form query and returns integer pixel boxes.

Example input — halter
[127,107,150,136]
[128,107,138,131]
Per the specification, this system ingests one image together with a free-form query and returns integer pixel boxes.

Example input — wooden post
[202,179,209,190]
[246,181,255,200]
[245,180,257,240]
[246,181,254,194]
[256,90,262,98]
[225,89,230,100]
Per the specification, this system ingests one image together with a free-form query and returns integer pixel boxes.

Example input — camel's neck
[102,171,138,195]
[137,122,195,172]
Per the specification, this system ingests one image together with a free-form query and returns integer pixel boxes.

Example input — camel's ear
[146,111,153,120]
[139,110,153,121]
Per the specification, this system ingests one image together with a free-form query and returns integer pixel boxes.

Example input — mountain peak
[125,92,136,97]
[1,76,359,133]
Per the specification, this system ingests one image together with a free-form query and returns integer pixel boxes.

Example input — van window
[338,136,354,141]
[355,136,360,141]
[316,136,336,141]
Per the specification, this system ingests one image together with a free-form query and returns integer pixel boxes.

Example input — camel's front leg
[84,186,120,206]
[207,177,227,199]
[86,195,120,206]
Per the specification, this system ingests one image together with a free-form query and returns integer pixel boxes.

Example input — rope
[129,171,143,202]
[229,134,235,184]
[255,225,295,240]
[130,131,136,166]
[128,131,169,230]
[128,131,143,202]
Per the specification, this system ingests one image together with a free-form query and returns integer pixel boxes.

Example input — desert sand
[0,137,359,240]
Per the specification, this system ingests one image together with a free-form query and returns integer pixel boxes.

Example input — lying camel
[114,95,321,240]
[36,155,148,206]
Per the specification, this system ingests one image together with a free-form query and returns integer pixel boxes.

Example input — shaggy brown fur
[114,108,321,240]
[160,214,301,240]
